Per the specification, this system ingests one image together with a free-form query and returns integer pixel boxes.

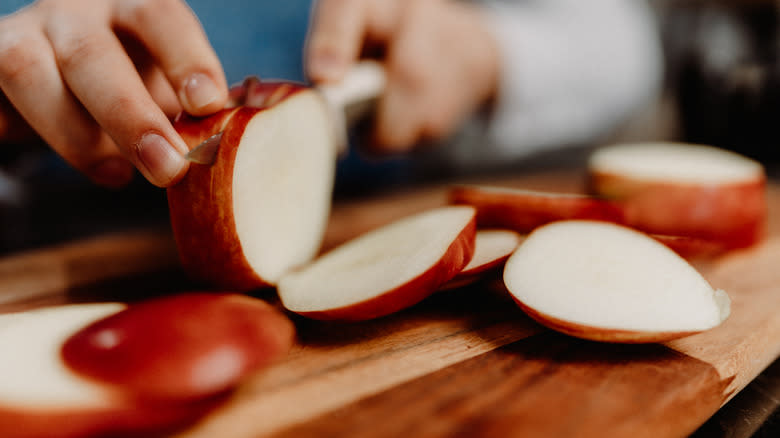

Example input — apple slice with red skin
[0,304,225,438]
[440,229,523,290]
[168,85,338,291]
[503,220,731,343]
[650,234,730,260]
[278,206,477,321]
[588,142,767,249]
[62,293,294,402]
[449,185,625,233]
[226,77,301,109]
[173,107,240,149]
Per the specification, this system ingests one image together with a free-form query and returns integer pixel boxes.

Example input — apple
[588,142,767,249]
[62,293,294,402]
[0,304,223,438]
[649,234,730,261]
[449,185,625,233]
[440,229,523,290]
[503,220,731,343]
[278,206,477,321]
[168,84,338,291]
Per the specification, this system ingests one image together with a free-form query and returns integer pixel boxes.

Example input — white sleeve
[479,0,663,159]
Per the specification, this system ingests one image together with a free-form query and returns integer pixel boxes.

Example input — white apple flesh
[503,220,730,343]
[588,142,767,249]
[168,87,338,291]
[278,206,477,321]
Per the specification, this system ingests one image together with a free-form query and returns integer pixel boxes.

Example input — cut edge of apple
[503,220,731,343]
[168,87,338,290]
[278,206,477,321]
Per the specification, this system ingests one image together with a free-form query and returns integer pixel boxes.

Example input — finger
[306,0,368,82]
[117,31,182,118]
[45,17,189,187]
[142,65,182,119]
[113,0,227,116]
[0,21,134,188]
[373,2,440,151]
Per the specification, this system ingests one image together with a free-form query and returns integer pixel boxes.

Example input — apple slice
[588,142,767,248]
[278,206,477,321]
[503,220,731,343]
[173,107,240,150]
[62,293,294,402]
[449,185,625,233]
[441,229,523,290]
[168,87,338,291]
[650,234,730,260]
[0,304,222,438]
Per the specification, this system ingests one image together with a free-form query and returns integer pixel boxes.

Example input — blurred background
[2,0,780,249]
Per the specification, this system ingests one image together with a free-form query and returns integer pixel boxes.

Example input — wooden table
[0,170,778,438]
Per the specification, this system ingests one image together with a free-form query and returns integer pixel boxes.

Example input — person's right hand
[0,0,228,188]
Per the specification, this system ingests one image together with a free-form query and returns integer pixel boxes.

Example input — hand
[306,0,499,153]
[0,0,228,188]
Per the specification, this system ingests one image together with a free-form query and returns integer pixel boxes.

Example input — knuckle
[54,32,108,72]
[0,29,45,85]
[117,0,184,28]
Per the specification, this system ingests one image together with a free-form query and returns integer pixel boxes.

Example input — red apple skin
[589,171,767,249]
[0,394,225,438]
[295,216,477,321]
[173,107,240,149]
[511,297,699,344]
[244,81,304,108]
[449,186,626,233]
[227,78,305,109]
[62,293,295,402]
[651,234,730,260]
[169,107,270,290]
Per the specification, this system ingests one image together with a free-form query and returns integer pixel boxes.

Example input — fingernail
[90,157,134,188]
[308,53,345,82]
[181,73,220,112]
[137,133,187,186]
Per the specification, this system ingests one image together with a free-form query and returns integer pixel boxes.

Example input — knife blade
[184,132,223,164]
[183,61,386,165]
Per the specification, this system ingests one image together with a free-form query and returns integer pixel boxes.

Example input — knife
[184,61,387,165]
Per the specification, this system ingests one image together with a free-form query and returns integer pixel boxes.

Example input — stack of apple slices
[449,142,767,259]
[0,293,294,438]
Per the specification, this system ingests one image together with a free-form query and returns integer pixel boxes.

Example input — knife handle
[318,60,386,127]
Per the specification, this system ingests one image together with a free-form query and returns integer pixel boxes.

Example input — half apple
[168,84,338,290]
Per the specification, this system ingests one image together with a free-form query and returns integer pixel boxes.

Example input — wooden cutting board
[0,170,778,438]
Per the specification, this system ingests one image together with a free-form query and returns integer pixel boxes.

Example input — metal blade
[184,132,223,165]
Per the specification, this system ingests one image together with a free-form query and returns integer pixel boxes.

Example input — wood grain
[272,333,731,438]
[0,170,778,438]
